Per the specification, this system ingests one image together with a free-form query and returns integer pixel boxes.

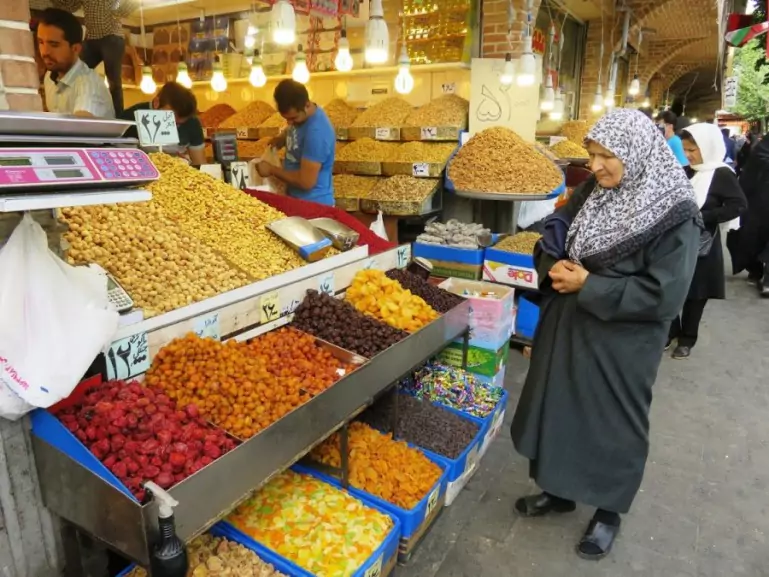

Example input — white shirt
[44,59,115,118]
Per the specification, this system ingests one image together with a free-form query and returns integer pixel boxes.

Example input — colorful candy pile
[402,362,504,418]
[226,470,392,577]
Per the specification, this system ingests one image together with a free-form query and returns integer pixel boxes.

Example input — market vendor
[37,8,115,118]
[256,80,335,206]
[120,82,206,166]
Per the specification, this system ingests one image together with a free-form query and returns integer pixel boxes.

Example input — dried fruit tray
[400,125,465,142]
[360,184,442,216]
[218,467,402,577]
[334,160,383,176]
[334,196,360,212]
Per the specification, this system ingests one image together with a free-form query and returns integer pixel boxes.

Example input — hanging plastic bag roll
[0,214,119,418]
[369,210,389,241]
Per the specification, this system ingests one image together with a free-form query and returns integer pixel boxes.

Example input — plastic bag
[369,210,389,241]
[249,147,286,195]
[0,214,119,418]
[517,198,557,230]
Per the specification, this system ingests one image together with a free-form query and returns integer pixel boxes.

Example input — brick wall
[482,0,543,58]
[0,0,43,112]
[577,20,615,120]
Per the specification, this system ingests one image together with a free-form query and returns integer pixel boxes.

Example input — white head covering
[684,123,730,208]
[566,108,701,270]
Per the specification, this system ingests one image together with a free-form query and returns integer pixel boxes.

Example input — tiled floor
[400,273,769,577]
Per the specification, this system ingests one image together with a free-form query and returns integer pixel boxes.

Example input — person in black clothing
[668,123,747,359]
[121,82,206,165]
[727,133,769,293]
[736,132,757,176]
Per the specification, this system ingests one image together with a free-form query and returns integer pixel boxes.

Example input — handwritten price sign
[106,332,150,380]
[426,487,440,518]
[134,110,179,147]
[364,257,377,270]
[318,271,335,296]
[420,126,438,140]
[194,312,220,341]
[260,291,281,324]
[363,555,383,577]
[236,127,249,138]
[281,299,301,316]
[412,162,430,177]
[396,244,411,268]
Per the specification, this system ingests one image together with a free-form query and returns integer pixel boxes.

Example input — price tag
[364,257,377,270]
[260,291,281,324]
[134,110,179,147]
[281,298,301,315]
[318,271,335,296]
[236,127,249,138]
[420,126,438,140]
[464,444,480,475]
[194,312,220,341]
[375,127,391,140]
[425,487,439,518]
[106,332,150,381]
[363,555,383,577]
[442,82,456,94]
[229,161,250,189]
[396,244,411,268]
[412,162,430,177]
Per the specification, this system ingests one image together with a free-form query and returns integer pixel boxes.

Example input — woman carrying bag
[668,124,747,359]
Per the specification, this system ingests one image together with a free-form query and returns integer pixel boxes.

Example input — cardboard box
[437,340,509,378]
[413,243,484,280]
[482,249,539,290]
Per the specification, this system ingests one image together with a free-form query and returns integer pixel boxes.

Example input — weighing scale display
[0,148,159,190]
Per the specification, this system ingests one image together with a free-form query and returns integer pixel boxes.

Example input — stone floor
[400,272,769,577]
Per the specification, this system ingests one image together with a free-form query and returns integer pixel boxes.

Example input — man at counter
[120,82,206,166]
[256,79,335,206]
[37,8,115,118]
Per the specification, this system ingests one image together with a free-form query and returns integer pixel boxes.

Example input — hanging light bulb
[628,74,640,96]
[249,52,267,87]
[140,65,156,95]
[604,87,615,109]
[247,24,257,36]
[540,72,555,111]
[271,0,296,45]
[244,33,256,49]
[210,59,227,92]
[517,35,536,87]
[549,89,565,121]
[335,29,353,72]
[500,53,515,86]
[364,0,389,64]
[176,62,192,88]
[591,86,604,113]
[394,44,414,95]
[642,96,650,107]
[292,44,310,84]
[690,116,698,123]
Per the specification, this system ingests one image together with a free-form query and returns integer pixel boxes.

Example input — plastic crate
[516,293,540,339]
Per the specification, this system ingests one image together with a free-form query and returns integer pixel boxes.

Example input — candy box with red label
[482,249,539,290]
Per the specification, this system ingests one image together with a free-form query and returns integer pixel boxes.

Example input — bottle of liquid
[144,481,189,577]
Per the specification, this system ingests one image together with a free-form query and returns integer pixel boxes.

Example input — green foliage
[734,39,769,119]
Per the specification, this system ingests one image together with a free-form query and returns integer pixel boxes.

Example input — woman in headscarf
[728,133,769,293]
[510,109,702,560]
[668,124,746,359]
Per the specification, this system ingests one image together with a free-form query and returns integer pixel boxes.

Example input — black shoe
[576,518,621,560]
[672,345,691,359]
[514,492,576,517]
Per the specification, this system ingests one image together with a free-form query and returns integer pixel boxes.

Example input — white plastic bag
[369,210,389,241]
[517,198,557,230]
[249,147,285,194]
[0,214,119,418]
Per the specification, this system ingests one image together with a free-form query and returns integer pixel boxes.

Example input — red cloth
[245,189,396,255]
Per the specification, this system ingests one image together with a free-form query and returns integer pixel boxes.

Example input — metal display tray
[0,111,134,138]
[31,301,471,566]
[400,125,465,142]
[361,182,443,216]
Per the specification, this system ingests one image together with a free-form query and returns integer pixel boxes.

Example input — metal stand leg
[461,328,470,370]
[340,422,349,489]
[61,521,108,577]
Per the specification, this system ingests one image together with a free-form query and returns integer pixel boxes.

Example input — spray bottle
[144,481,188,577]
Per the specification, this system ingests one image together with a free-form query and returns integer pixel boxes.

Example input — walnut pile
[368,175,437,201]
[336,137,400,162]
[324,98,360,128]
[450,127,563,194]
[559,120,591,145]
[403,95,469,127]
[416,219,488,249]
[351,97,413,127]
[219,101,276,129]
[551,139,589,159]
[391,142,457,163]
[333,174,380,198]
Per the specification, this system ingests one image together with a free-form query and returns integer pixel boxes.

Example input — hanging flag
[725,20,769,47]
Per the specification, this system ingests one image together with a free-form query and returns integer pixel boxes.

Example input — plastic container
[516,293,540,339]
[220,468,402,577]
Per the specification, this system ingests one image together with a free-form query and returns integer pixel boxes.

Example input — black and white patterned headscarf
[566,108,701,270]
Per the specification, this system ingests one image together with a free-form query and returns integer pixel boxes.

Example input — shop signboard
[724,76,738,109]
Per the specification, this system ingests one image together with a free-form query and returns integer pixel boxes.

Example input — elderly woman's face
[586,140,624,188]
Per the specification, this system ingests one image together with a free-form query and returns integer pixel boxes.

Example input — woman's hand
[549,260,589,293]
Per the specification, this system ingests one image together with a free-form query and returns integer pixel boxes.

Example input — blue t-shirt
[284,106,335,205]
[667,135,689,167]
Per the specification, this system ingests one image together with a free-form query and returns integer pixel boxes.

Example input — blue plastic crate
[516,293,540,339]
[412,242,485,265]
[220,469,402,577]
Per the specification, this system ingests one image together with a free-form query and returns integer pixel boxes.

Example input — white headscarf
[684,123,730,208]
[566,108,701,270]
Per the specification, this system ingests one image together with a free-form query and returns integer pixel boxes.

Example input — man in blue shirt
[657,110,689,167]
[256,80,335,206]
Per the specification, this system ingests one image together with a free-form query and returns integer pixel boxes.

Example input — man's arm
[268,157,321,191]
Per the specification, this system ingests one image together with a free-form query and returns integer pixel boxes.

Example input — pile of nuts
[390,142,456,163]
[62,203,248,317]
[450,127,563,194]
[385,269,464,313]
[333,174,380,199]
[335,137,400,162]
[403,95,469,127]
[351,97,413,127]
[148,153,305,279]
[368,175,436,202]
[259,111,287,130]
[324,98,360,128]
[416,219,488,249]
[346,269,439,332]
[311,421,442,509]
[551,139,589,159]
[559,120,591,144]
[494,231,542,254]
[219,101,276,129]
[292,290,407,357]
[199,104,236,128]
[146,334,310,439]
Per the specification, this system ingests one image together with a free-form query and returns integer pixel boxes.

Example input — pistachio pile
[258,111,287,130]
[219,101,276,129]
[551,139,589,159]
[324,98,360,129]
[403,95,469,127]
[351,97,413,127]
[333,174,380,199]
[495,231,542,254]
[368,175,437,201]
[390,142,456,163]
[559,120,591,145]
[336,138,400,162]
